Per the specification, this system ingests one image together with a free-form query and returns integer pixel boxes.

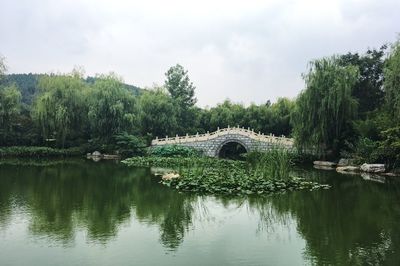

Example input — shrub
[114,133,147,157]
[341,138,380,164]
[0,146,83,157]
[378,127,400,169]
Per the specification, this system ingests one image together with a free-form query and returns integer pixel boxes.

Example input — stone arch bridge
[151,126,295,157]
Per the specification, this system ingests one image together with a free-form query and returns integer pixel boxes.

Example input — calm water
[0,159,399,266]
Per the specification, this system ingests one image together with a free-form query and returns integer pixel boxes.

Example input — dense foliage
[0,146,83,157]
[0,84,21,144]
[138,88,178,138]
[291,40,400,168]
[292,57,359,157]
[33,72,88,148]
[88,74,138,142]
[149,145,202,157]
[338,46,386,116]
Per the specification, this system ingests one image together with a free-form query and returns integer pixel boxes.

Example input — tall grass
[246,149,293,180]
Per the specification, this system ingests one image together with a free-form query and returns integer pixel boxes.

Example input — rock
[337,158,355,167]
[92,151,102,157]
[313,161,337,167]
[360,163,385,173]
[162,172,180,180]
[336,166,360,173]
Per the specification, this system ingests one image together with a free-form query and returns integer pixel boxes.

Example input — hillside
[3,73,142,105]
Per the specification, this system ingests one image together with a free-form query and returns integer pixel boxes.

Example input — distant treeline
[1,38,400,167]
[3,73,141,105]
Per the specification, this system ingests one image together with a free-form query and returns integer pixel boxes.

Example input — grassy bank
[122,151,330,196]
[0,146,84,158]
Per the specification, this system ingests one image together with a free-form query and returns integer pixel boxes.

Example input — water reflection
[0,159,400,265]
[0,159,197,249]
[266,169,400,265]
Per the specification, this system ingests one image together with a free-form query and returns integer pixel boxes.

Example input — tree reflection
[0,159,196,249]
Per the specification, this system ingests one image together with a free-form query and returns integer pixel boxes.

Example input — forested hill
[3,73,142,105]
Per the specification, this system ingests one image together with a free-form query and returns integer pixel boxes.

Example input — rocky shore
[313,159,399,179]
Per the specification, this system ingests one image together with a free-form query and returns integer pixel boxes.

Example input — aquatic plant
[245,149,293,180]
[122,155,330,195]
[163,167,329,195]
[149,145,202,157]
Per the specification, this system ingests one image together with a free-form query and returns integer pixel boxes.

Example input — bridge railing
[151,126,294,146]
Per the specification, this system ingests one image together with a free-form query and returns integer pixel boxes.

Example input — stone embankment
[313,160,397,180]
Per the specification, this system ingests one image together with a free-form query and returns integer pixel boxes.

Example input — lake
[0,159,399,265]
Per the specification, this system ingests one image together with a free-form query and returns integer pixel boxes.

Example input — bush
[378,127,400,169]
[341,138,381,164]
[0,146,83,157]
[83,133,147,157]
[114,133,147,157]
[149,145,202,157]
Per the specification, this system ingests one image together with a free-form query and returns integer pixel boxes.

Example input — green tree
[208,100,246,130]
[138,88,178,138]
[0,84,22,144]
[0,56,23,145]
[292,57,359,156]
[384,40,400,122]
[88,73,137,142]
[32,71,88,148]
[164,64,197,134]
[268,98,295,136]
[165,64,196,107]
[338,46,386,116]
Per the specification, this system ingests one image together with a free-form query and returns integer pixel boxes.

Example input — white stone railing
[151,126,294,147]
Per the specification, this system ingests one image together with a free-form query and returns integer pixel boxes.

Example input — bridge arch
[215,139,250,158]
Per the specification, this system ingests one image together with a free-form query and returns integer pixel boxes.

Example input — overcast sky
[0,0,399,107]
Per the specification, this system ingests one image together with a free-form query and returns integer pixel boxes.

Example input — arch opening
[218,141,248,160]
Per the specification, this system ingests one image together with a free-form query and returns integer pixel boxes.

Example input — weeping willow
[87,74,137,142]
[292,56,359,156]
[384,40,400,121]
[32,72,87,148]
[0,85,21,143]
